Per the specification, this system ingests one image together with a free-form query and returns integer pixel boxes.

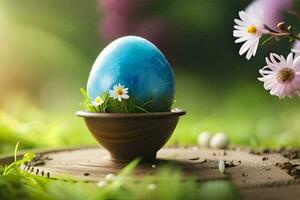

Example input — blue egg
[87,36,175,112]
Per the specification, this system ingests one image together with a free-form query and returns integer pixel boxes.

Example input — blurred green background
[1,0,300,154]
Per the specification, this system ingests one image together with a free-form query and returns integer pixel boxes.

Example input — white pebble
[197,132,211,147]
[147,183,157,190]
[97,180,107,188]
[218,160,226,174]
[209,132,229,149]
[151,164,156,168]
[192,146,198,151]
[105,173,116,182]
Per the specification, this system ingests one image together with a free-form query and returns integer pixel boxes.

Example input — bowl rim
[76,108,186,119]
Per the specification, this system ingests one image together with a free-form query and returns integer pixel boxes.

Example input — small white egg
[218,160,226,174]
[105,173,116,182]
[197,132,211,147]
[147,183,157,190]
[97,180,107,188]
[209,132,229,149]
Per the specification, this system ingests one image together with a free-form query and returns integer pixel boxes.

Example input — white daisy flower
[92,96,104,107]
[109,83,129,102]
[233,9,267,60]
[258,53,300,99]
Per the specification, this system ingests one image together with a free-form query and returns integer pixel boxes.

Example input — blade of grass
[14,141,20,163]
[134,105,149,113]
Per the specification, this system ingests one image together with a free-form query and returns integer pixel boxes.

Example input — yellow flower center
[95,97,103,104]
[247,25,257,34]
[277,68,295,83]
[116,88,123,95]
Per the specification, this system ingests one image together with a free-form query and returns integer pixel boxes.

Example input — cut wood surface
[1,146,300,199]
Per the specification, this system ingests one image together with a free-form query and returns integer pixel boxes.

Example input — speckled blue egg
[87,36,175,112]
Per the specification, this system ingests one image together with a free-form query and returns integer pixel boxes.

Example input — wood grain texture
[1,146,300,198]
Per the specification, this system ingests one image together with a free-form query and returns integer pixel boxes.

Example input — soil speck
[262,157,268,161]
[189,157,199,161]
[225,160,237,168]
[276,162,300,179]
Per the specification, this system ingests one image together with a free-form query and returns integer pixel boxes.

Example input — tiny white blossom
[109,83,129,102]
[258,53,300,99]
[233,8,267,60]
[218,160,226,174]
[92,96,104,107]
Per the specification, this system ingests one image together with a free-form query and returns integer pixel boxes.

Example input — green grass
[0,168,239,200]
[1,71,300,155]
[1,71,299,200]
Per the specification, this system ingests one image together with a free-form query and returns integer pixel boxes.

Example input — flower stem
[264,25,300,41]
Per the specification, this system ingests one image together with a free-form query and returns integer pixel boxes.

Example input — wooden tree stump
[1,146,300,199]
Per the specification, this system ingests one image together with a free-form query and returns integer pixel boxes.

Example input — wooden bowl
[76,109,186,162]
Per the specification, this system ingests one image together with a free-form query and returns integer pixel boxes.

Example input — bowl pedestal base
[110,152,157,163]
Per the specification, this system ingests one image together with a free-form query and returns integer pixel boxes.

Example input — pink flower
[133,19,176,54]
[293,41,300,50]
[100,13,133,42]
[292,41,300,57]
[99,0,147,16]
[258,53,300,99]
[246,0,293,30]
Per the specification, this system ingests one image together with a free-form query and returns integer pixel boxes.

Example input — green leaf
[80,88,90,102]
[119,158,140,177]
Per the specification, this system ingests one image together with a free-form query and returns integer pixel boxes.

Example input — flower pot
[76,109,185,162]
